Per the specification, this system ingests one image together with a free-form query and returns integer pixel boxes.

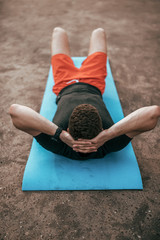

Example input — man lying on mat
[9,27,160,160]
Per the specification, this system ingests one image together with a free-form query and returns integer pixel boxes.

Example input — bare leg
[9,104,58,136]
[51,27,71,57]
[88,28,107,56]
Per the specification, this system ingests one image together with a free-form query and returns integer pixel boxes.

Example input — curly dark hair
[68,104,102,140]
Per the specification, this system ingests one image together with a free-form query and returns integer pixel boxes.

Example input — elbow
[9,104,21,117]
[149,105,160,130]
[9,104,22,129]
[151,105,160,118]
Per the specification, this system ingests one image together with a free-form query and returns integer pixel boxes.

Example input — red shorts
[51,52,107,95]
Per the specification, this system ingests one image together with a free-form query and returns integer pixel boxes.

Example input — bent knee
[52,27,66,37]
[92,28,105,36]
[147,105,160,130]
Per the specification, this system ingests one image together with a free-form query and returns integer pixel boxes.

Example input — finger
[75,149,97,153]
[73,144,96,149]
[73,146,97,152]
[74,143,92,146]
[78,139,92,143]
[90,140,97,144]
[77,140,92,144]
[73,142,93,148]
[78,138,90,141]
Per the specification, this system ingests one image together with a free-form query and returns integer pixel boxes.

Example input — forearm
[103,106,159,141]
[9,104,58,135]
[74,106,160,152]
[25,111,58,136]
[9,104,77,149]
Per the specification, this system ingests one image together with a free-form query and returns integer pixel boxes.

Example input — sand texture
[0,0,160,239]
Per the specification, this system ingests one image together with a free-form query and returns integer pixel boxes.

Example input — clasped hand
[60,130,107,153]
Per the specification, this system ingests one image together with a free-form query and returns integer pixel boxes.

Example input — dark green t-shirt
[35,83,132,160]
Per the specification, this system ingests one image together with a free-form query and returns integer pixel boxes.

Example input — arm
[9,104,64,137]
[98,105,159,141]
[9,104,97,152]
[73,105,160,152]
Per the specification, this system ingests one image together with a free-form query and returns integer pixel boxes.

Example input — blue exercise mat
[22,58,143,191]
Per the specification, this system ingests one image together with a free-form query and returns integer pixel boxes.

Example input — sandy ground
[0,0,160,239]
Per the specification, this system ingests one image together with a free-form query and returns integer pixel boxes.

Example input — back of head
[68,104,102,140]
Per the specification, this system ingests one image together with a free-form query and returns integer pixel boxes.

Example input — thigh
[88,28,107,56]
[51,27,70,57]
[51,54,79,95]
[79,52,107,94]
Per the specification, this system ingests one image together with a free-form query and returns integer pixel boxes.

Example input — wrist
[102,129,109,141]
[59,130,69,141]
[51,127,63,142]
[104,127,116,141]
[59,130,65,140]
